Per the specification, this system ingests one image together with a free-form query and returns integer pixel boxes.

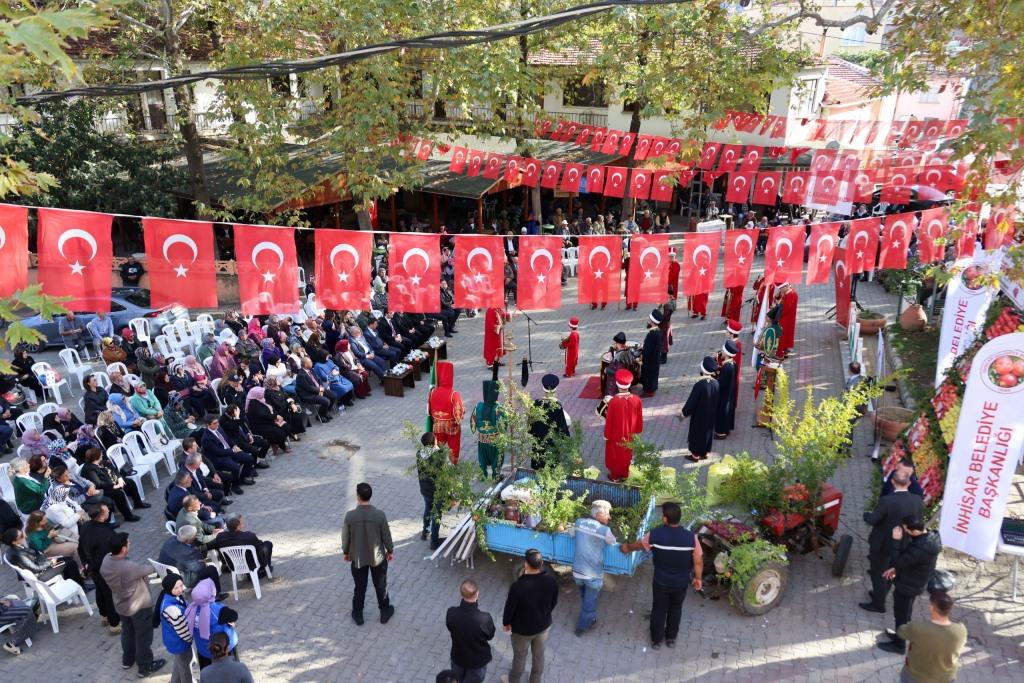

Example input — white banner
[939,332,1024,560]
[935,257,996,387]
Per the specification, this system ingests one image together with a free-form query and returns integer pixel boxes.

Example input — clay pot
[900,304,927,332]
[873,406,914,442]
[858,315,887,336]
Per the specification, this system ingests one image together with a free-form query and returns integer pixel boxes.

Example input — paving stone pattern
[2,251,1022,682]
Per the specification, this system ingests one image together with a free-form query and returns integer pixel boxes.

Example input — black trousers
[650,580,687,643]
[103,480,144,519]
[91,571,119,626]
[351,562,390,616]
[892,590,917,647]
[304,391,337,419]
[868,551,892,609]
[119,606,155,672]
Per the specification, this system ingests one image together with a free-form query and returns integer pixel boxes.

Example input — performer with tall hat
[658,291,676,364]
[726,319,743,404]
[602,331,640,396]
[640,309,663,397]
[687,289,709,320]
[529,373,570,469]
[667,249,680,300]
[721,282,745,324]
[483,306,509,369]
[774,282,798,358]
[714,340,739,439]
[680,356,720,462]
[470,380,504,479]
[603,369,643,481]
[428,360,465,464]
[750,274,776,328]
[559,317,580,378]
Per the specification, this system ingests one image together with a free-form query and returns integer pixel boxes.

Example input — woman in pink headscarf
[246,316,266,342]
[184,578,239,668]
[182,355,208,383]
[244,386,289,453]
[208,342,236,381]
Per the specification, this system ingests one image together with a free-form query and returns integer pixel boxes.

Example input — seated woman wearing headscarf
[20,429,50,460]
[152,367,174,406]
[311,348,355,407]
[333,339,372,398]
[259,337,284,371]
[135,347,160,389]
[263,376,306,438]
[234,330,262,368]
[208,342,237,381]
[42,407,83,442]
[100,336,128,366]
[79,446,148,521]
[107,393,143,431]
[172,358,219,417]
[301,319,323,353]
[119,327,143,357]
[244,387,291,454]
[246,315,266,342]
[129,382,169,431]
[72,424,102,463]
[303,292,323,319]
[224,311,245,335]
[286,343,309,377]
[107,369,134,396]
[164,391,199,439]
[185,578,239,669]
[196,333,218,365]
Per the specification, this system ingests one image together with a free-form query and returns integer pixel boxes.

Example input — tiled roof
[822,56,881,106]
[528,39,602,66]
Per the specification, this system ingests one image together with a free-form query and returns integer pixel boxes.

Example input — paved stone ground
[3,251,1023,682]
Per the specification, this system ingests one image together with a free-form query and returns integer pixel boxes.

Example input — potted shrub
[873,406,915,442]
[857,308,887,335]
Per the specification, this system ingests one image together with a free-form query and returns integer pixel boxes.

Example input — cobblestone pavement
[3,251,1022,682]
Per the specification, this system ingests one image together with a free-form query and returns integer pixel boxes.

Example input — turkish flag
[678,169,696,188]
[563,123,580,143]
[234,225,299,315]
[811,171,843,205]
[717,144,743,172]
[847,169,876,203]
[838,151,862,172]
[664,138,683,160]
[629,169,653,199]
[634,135,654,160]
[449,147,468,173]
[878,213,913,270]
[901,121,924,147]
[986,205,1016,250]
[143,218,217,309]
[723,228,758,288]
[540,161,563,189]
[945,119,967,139]
[616,132,635,156]
[603,167,628,198]
[769,116,787,139]
[454,235,505,309]
[416,140,433,161]
[698,142,721,170]
[880,168,913,203]
[845,217,880,274]
[600,129,621,155]
[921,119,946,142]
[627,234,670,304]
[764,225,804,284]
[574,125,593,146]
[504,156,525,186]
[482,153,504,180]
[577,235,621,305]
[681,231,719,297]
[560,163,584,193]
[918,207,949,263]
[649,137,669,158]
[37,208,113,311]
[522,158,541,187]
[534,119,553,138]
[752,172,781,205]
[314,229,373,311]
[956,209,979,259]
[810,119,828,141]
[466,150,484,176]
[885,121,906,148]
[0,204,29,297]
[588,128,607,152]
[550,121,567,140]
[833,256,852,329]
[389,233,440,313]
[739,146,763,172]
[810,149,837,173]
[782,171,811,204]
[806,222,841,285]
[585,165,605,194]
[517,236,562,310]
[650,171,675,202]
[917,165,946,190]
[725,172,753,203]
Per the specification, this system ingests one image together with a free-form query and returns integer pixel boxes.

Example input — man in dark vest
[714,340,738,439]
[620,502,703,650]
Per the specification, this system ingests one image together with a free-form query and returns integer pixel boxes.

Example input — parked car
[18,287,189,352]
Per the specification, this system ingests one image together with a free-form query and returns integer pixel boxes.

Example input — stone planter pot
[857,316,887,336]
[873,406,915,442]
[900,304,927,332]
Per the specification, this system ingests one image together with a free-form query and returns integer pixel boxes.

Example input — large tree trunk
[356,209,372,230]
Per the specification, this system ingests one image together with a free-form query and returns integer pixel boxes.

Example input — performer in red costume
[720,283,744,323]
[428,360,464,464]
[603,369,643,481]
[483,306,509,368]
[687,292,709,320]
[750,274,776,326]
[559,316,580,378]
[774,282,798,357]
[667,249,680,300]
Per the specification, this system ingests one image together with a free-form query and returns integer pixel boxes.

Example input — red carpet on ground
[578,375,604,399]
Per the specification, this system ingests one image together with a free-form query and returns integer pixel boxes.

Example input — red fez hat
[614,369,633,388]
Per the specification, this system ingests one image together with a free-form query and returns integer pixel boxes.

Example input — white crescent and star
[691,244,712,278]
[761,177,775,192]
[733,233,753,265]
[251,240,286,284]
[588,245,612,279]
[816,233,835,263]
[791,176,805,192]
[162,233,199,278]
[330,242,361,283]
[835,259,848,283]
[530,248,554,284]
[889,220,907,249]
[639,245,661,279]
[57,228,99,275]
[775,237,793,267]
[467,246,493,283]
[402,247,431,286]
[852,229,869,260]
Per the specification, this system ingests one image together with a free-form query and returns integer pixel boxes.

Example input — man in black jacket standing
[501,549,558,683]
[860,471,923,614]
[877,517,942,655]
[446,579,495,683]
[79,503,121,634]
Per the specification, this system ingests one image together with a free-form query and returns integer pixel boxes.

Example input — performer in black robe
[640,309,663,397]
[529,374,570,469]
[714,340,739,438]
[681,355,720,462]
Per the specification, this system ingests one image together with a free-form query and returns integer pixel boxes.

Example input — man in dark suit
[880,458,925,497]
[78,503,121,632]
[380,312,414,356]
[446,579,495,683]
[364,318,401,365]
[180,439,231,510]
[438,281,460,338]
[860,471,923,613]
[200,415,255,493]
[295,356,337,421]
[348,326,388,381]
[210,514,274,576]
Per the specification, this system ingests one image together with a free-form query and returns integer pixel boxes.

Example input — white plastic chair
[16,445,30,459]
[165,520,177,536]
[203,356,213,372]
[128,317,153,350]
[219,545,269,600]
[167,324,194,357]
[106,362,129,378]
[141,419,180,474]
[35,402,59,418]
[58,348,93,390]
[15,412,43,436]
[30,362,70,403]
[209,378,225,412]
[10,564,94,633]
[188,320,206,347]
[147,558,176,579]
[197,313,215,333]
[0,462,15,504]
[562,247,578,277]
[122,432,163,488]
[106,444,148,500]
[2,554,35,599]
[297,266,307,290]
[92,371,112,391]
[154,334,176,359]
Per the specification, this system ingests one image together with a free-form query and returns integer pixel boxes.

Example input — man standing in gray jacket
[343,482,395,626]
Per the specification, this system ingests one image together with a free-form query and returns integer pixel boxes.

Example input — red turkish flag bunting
[504,156,525,186]
[521,158,541,187]
[454,235,505,309]
[560,163,584,193]
[599,129,621,155]
[574,125,593,146]
[650,171,675,202]
[716,144,743,172]
[466,150,484,177]
[847,169,876,203]
[880,168,912,203]
[723,228,757,289]
[811,171,843,205]
[878,213,912,270]
[810,149,837,173]
[585,165,605,194]
[0,204,29,297]
[649,137,669,158]
[725,172,753,203]
[739,146,763,172]
[917,165,946,190]
[534,119,553,138]
[314,229,373,311]
[549,121,566,140]
[629,169,653,199]
[845,217,880,274]
[37,208,113,311]
[764,225,804,285]
[588,128,607,152]
[834,255,852,329]
[562,123,579,143]
[956,208,979,259]
[449,147,468,173]
[482,153,504,180]
[752,172,781,205]
[388,233,441,313]
[917,207,949,263]
[664,138,683,160]
[540,161,563,189]
[681,231,719,296]
[634,135,654,160]
[806,222,841,285]
[945,119,967,139]
[517,236,563,311]
[415,140,433,161]
[234,225,299,315]
[627,234,670,304]
[986,205,1016,250]
[603,167,628,198]
[698,142,720,170]
[921,120,945,142]
[838,151,862,172]
[576,235,621,305]
[782,171,811,204]
[143,218,217,308]
[901,120,924,147]
[616,132,635,156]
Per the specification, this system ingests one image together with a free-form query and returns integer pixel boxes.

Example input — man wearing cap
[603,369,643,480]
[640,310,663,397]
[559,317,580,378]
[529,374,570,469]
[681,357,719,462]
[774,282,798,357]
[471,380,504,480]
[715,340,739,439]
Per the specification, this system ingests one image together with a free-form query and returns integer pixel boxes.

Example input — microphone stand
[517,308,539,371]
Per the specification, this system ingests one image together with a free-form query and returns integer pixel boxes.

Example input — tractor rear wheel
[832,534,853,577]
[731,561,788,616]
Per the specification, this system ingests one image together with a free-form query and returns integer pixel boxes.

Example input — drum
[599,351,614,383]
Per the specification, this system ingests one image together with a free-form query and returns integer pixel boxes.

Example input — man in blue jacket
[568,500,617,637]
